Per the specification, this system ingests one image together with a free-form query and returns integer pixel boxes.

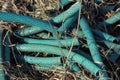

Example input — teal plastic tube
[102,41,120,55]
[15,44,106,77]
[59,0,73,7]
[17,55,81,72]
[34,60,81,72]
[19,37,80,47]
[3,31,10,65]
[99,11,120,26]
[36,32,72,39]
[79,16,108,79]
[15,26,44,36]
[57,13,78,34]
[100,5,115,11]
[50,2,83,24]
[0,12,54,33]
[17,55,62,65]
[0,30,6,80]
[74,50,93,61]
[108,53,119,63]
[34,64,61,71]
[36,32,53,39]
[92,29,117,42]
[79,16,103,66]
[94,0,103,3]
[105,11,120,25]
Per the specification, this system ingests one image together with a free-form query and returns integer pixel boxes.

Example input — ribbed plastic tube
[50,2,83,24]
[92,29,117,42]
[57,13,78,34]
[15,44,106,77]
[19,37,80,47]
[0,30,6,80]
[0,12,54,33]
[17,55,62,65]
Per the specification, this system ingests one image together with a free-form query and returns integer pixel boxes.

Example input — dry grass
[0,0,120,80]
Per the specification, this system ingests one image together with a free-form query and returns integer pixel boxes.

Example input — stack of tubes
[0,0,120,80]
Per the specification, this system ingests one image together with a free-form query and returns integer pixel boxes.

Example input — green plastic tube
[0,30,6,80]
[17,55,62,65]
[15,44,106,77]
[79,16,108,79]
[0,12,54,33]
[57,13,78,34]
[19,37,80,47]
[50,2,83,24]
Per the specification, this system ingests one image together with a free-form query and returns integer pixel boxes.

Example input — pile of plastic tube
[0,0,120,80]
